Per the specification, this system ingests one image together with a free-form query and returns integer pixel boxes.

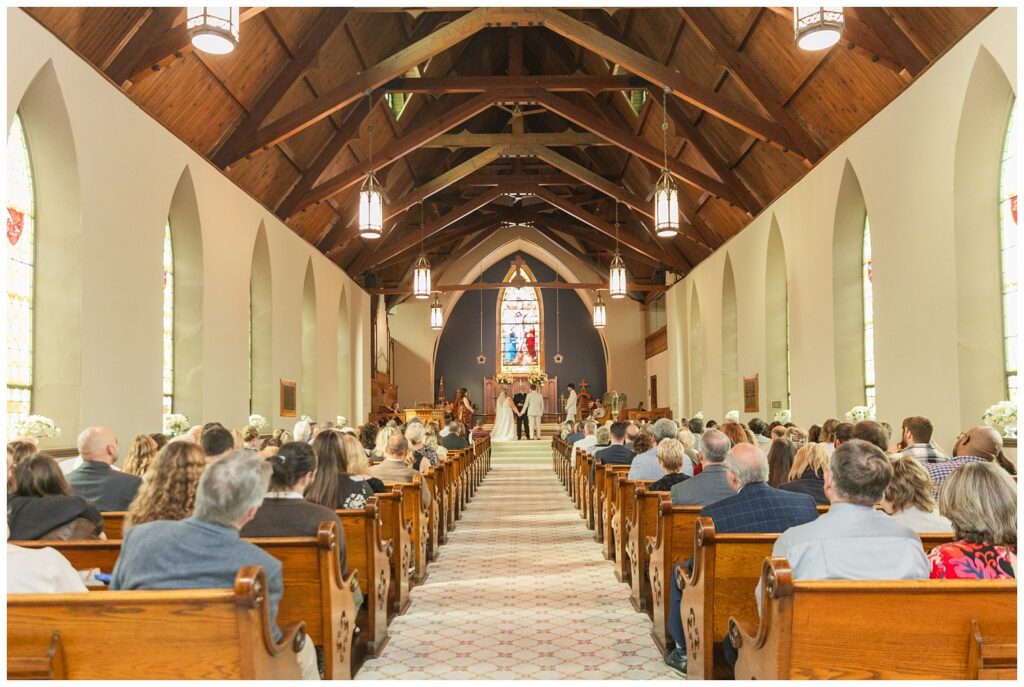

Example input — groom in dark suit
[513,383,529,440]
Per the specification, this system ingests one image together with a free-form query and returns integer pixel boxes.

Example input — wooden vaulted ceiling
[27,6,991,303]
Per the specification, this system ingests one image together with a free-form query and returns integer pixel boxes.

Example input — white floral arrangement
[248,414,269,432]
[773,408,792,424]
[982,401,1017,436]
[693,411,704,420]
[528,368,548,387]
[725,410,740,422]
[300,415,314,424]
[163,413,189,436]
[495,372,514,386]
[844,405,876,422]
[14,415,61,440]
[337,415,348,427]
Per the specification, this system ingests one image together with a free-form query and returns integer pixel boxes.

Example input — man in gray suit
[111,450,318,679]
[67,426,141,511]
[669,428,733,506]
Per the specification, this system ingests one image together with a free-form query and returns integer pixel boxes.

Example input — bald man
[927,426,1015,498]
[67,427,141,511]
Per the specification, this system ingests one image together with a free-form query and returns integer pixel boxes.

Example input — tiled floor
[356,440,678,680]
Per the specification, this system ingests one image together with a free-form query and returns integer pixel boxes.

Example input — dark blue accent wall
[434,252,607,409]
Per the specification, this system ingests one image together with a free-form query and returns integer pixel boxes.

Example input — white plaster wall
[662,8,1016,446]
[7,9,371,444]
[645,350,669,410]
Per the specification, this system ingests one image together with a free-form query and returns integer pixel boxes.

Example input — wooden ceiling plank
[780,46,835,106]
[681,8,822,163]
[100,8,157,72]
[529,145,653,220]
[105,8,178,85]
[212,9,350,167]
[853,8,929,77]
[765,7,905,76]
[384,145,511,221]
[534,212,681,271]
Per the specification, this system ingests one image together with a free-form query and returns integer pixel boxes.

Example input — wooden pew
[599,464,632,557]
[7,566,305,679]
[730,557,1018,679]
[627,485,670,615]
[646,502,703,653]
[365,486,411,618]
[611,476,648,584]
[12,539,122,575]
[101,512,126,539]
[968,619,1017,679]
[337,499,392,662]
[423,466,443,559]
[8,630,66,679]
[431,459,449,547]
[386,474,430,584]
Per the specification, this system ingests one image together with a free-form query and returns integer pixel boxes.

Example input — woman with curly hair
[124,442,206,529]
[123,434,159,477]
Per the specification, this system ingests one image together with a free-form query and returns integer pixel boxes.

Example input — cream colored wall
[666,8,1016,447]
[6,9,371,446]
[389,298,435,407]
[645,350,669,410]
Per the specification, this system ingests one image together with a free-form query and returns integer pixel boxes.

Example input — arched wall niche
[167,166,204,423]
[765,216,789,413]
[13,60,83,444]
[688,283,703,414]
[954,46,1016,428]
[249,221,273,419]
[301,259,317,418]
[832,161,868,413]
[337,283,352,419]
[721,255,740,414]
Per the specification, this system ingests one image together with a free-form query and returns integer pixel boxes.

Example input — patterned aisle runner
[356,441,677,680]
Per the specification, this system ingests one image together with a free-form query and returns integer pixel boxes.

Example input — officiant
[513,383,529,440]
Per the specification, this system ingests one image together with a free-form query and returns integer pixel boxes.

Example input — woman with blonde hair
[123,434,160,477]
[778,442,829,505]
[242,425,260,450]
[675,428,700,469]
[928,462,1016,579]
[372,425,397,463]
[425,423,447,461]
[648,438,690,492]
[124,442,206,528]
[405,422,437,472]
[880,457,952,532]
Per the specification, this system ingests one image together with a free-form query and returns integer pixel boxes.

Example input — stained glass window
[498,269,542,375]
[7,114,35,437]
[863,216,876,407]
[1000,99,1018,402]
[162,221,174,415]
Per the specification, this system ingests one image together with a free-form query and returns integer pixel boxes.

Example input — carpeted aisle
[355,440,677,680]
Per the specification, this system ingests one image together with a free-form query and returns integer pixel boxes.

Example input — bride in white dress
[491,388,518,442]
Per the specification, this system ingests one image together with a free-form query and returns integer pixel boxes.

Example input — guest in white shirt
[629,418,693,480]
[570,421,598,467]
[7,528,88,594]
[880,456,953,532]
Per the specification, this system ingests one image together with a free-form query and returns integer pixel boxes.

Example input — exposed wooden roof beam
[852,8,929,77]
[528,145,653,220]
[531,214,665,270]
[423,131,607,148]
[385,74,646,94]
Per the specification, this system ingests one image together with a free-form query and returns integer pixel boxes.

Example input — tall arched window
[999,100,1018,401]
[863,216,876,407]
[498,264,542,375]
[7,114,35,435]
[162,220,174,414]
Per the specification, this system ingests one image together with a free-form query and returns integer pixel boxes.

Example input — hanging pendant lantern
[187,7,240,55]
[413,253,431,299]
[593,291,607,329]
[794,7,844,51]
[430,294,443,330]
[654,86,679,238]
[358,90,383,239]
[609,202,627,298]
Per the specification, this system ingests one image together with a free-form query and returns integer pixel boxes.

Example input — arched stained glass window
[863,216,876,407]
[7,114,35,436]
[498,264,543,375]
[1000,99,1018,401]
[163,221,174,415]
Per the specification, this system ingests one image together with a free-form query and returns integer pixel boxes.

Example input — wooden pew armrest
[234,566,307,658]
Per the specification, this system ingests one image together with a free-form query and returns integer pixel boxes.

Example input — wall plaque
[743,374,759,413]
[280,379,297,417]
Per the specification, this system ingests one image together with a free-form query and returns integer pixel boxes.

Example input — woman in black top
[648,438,691,492]
[778,443,830,505]
[306,431,385,511]
[8,453,103,540]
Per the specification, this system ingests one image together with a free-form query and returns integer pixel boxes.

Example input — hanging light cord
[661,86,670,172]
[366,89,374,174]
[555,275,561,353]
[419,201,425,256]
[479,274,484,354]
[614,200,620,252]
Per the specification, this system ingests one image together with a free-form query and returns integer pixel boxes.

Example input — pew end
[968,619,1017,680]
[7,630,67,680]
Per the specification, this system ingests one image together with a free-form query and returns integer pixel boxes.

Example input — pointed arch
[301,259,318,418]
[250,222,273,418]
[337,284,352,419]
[766,217,790,412]
[721,255,740,415]
[496,261,544,375]
[8,61,83,440]
[165,167,205,422]
[688,284,703,414]
[832,162,870,412]
[954,46,1017,424]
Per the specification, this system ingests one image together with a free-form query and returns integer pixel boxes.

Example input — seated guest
[151,433,168,451]
[8,534,89,593]
[371,425,397,463]
[893,416,948,463]
[306,431,385,511]
[625,422,641,445]
[819,418,840,455]
[594,425,611,448]
[880,457,953,532]
[259,437,282,458]
[111,450,319,679]
[629,431,655,461]
[833,421,855,448]
[241,425,261,451]
[565,421,585,445]
[720,421,752,447]
[747,418,771,454]
[928,425,1015,498]
[591,422,633,482]
[778,442,830,505]
[293,420,313,444]
[241,441,346,575]
[406,422,438,472]
[440,421,470,451]
[67,426,141,512]
[124,442,206,529]
[9,454,104,540]
[648,439,690,492]
[425,424,447,462]
[471,418,490,442]
[852,420,889,453]
[201,426,235,462]
[359,424,377,457]
[629,418,690,481]
[570,421,598,467]
[770,425,786,441]
[765,438,797,488]
[369,434,430,508]
[671,429,733,505]
[665,443,818,674]
[7,439,37,472]
[676,428,700,468]
[123,434,159,476]
[928,462,1016,579]
[783,426,808,446]
[807,424,822,443]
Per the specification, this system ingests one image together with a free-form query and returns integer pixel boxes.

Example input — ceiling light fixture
[187,7,239,55]
[412,203,431,299]
[609,201,627,299]
[593,291,607,329]
[654,86,679,238]
[794,7,844,51]
[430,294,443,330]
[358,90,383,239]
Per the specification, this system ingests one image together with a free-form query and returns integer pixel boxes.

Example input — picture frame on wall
[280,379,297,417]
[743,374,759,413]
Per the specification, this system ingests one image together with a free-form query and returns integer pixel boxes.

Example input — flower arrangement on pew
[163,413,189,436]
[248,414,269,432]
[982,401,1017,438]
[14,414,61,440]
[774,408,792,423]
[725,410,740,422]
[845,405,876,422]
